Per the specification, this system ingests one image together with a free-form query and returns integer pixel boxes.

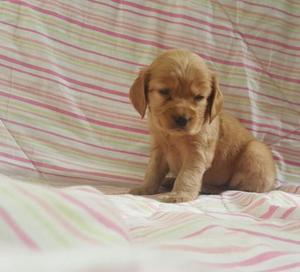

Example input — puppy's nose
[174,116,188,128]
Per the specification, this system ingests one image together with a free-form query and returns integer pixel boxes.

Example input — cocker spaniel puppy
[129,49,276,203]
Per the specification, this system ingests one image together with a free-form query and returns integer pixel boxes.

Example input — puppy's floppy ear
[129,68,149,118]
[206,73,223,123]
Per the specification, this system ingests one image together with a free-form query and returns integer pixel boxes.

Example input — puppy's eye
[159,89,171,96]
[194,95,204,101]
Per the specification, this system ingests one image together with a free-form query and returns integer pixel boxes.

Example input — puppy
[129,49,276,203]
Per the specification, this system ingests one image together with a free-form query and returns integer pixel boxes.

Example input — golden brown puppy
[129,49,276,203]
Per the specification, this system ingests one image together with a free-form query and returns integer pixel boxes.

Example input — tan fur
[129,49,276,203]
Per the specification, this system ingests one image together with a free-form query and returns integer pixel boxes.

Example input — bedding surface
[0,0,299,188]
[0,0,300,271]
[1,175,300,272]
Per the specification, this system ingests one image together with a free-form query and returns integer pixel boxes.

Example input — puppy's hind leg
[201,183,227,195]
[229,141,276,193]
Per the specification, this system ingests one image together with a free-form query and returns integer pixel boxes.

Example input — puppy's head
[129,49,223,135]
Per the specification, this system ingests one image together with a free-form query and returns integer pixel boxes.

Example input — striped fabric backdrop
[0,0,299,188]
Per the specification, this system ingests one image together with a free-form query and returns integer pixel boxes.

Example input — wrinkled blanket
[1,175,300,272]
[0,0,300,271]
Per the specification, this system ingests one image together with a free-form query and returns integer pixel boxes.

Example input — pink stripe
[12,3,175,54]
[0,159,37,171]
[273,155,300,168]
[246,221,300,231]
[0,21,141,67]
[200,54,300,84]
[239,126,299,142]
[55,0,300,66]
[130,0,300,41]
[103,0,300,29]
[240,0,300,18]
[1,136,143,172]
[244,198,266,213]
[4,17,296,91]
[0,8,297,71]
[207,251,291,269]
[159,244,257,254]
[16,185,103,244]
[52,0,300,45]
[88,1,300,58]
[59,192,130,240]
[1,97,147,146]
[0,44,130,89]
[0,77,142,124]
[231,251,288,267]
[183,225,218,239]
[228,192,251,203]
[0,53,127,98]
[3,9,300,64]
[0,159,143,184]
[100,0,300,51]
[194,256,299,270]
[275,146,300,157]
[227,227,300,245]
[0,62,129,104]
[285,224,300,232]
[9,0,169,50]
[229,119,300,141]
[4,128,145,167]
[238,127,300,142]
[184,225,300,245]
[107,0,235,32]
[210,0,300,27]
[0,152,142,182]
[266,262,300,272]
[221,83,300,107]
[280,207,297,219]
[0,29,134,82]
[7,1,300,61]
[206,208,267,222]
[260,205,279,219]
[1,118,148,158]
[226,106,299,129]
[0,90,147,135]
[240,118,300,135]
[0,14,244,74]
[0,207,39,250]
[2,28,298,110]
[152,0,300,42]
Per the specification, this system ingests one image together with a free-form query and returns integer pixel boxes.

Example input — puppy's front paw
[129,186,157,195]
[157,192,197,203]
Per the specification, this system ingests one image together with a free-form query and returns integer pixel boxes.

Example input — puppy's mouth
[167,126,198,136]
[168,128,191,136]
[156,117,199,135]
[151,107,201,135]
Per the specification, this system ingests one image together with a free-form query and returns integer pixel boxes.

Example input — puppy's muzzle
[173,115,191,128]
